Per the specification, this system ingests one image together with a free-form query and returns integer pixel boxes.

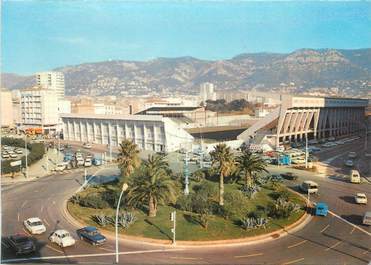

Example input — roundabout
[1,140,371,264]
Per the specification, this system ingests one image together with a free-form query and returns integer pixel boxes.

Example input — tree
[236,150,268,188]
[117,140,140,182]
[128,155,177,217]
[210,144,235,206]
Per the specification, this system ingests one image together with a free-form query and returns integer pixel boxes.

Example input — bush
[222,190,250,219]
[176,195,193,212]
[191,169,206,182]
[267,198,301,218]
[92,213,112,227]
[240,216,269,230]
[191,193,211,215]
[192,181,217,200]
[118,211,137,229]
[79,194,110,209]
[240,184,261,199]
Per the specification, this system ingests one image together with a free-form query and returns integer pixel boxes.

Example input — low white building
[1,89,14,127]
[61,113,194,152]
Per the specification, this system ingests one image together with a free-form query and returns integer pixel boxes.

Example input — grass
[68,180,306,241]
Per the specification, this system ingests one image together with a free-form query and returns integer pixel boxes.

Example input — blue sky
[2,1,371,75]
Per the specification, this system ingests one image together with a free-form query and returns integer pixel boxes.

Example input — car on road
[300,180,319,194]
[349,170,361,183]
[315,202,328,216]
[93,157,102,166]
[55,163,67,172]
[355,193,367,204]
[280,172,298,181]
[49,229,76,247]
[23,217,46,234]
[76,226,106,245]
[328,137,336,142]
[7,234,36,255]
[348,152,357,158]
[362,212,371,225]
[344,160,354,167]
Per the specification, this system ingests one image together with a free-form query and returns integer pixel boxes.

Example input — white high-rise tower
[36,71,65,99]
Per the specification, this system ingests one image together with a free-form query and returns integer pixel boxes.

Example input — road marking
[98,246,115,252]
[21,200,28,208]
[320,224,330,233]
[1,241,9,248]
[328,210,371,237]
[46,244,64,254]
[235,253,264,258]
[325,241,342,251]
[287,240,307,249]
[350,227,356,234]
[22,228,31,236]
[2,248,185,263]
[17,213,20,222]
[43,218,50,227]
[281,257,304,265]
[170,256,202,260]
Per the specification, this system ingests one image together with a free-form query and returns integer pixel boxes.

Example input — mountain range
[2,48,370,98]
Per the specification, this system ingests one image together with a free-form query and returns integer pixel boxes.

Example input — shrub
[267,198,301,218]
[176,195,193,212]
[92,214,111,227]
[79,194,110,209]
[191,169,206,182]
[191,193,211,215]
[240,216,269,230]
[118,211,137,229]
[69,195,81,204]
[192,181,217,200]
[198,211,210,229]
[222,190,250,219]
[240,184,261,199]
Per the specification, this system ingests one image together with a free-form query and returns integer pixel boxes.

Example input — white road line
[325,241,342,251]
[43,218,50,227]
[170,256,202,260]
[320,224,330,233]
[21,200,28,208]
[281,257,305,265]
[287,240,307,249]
[46,244,64,254]
[350,227,356,234]
[2,248,185,263]
[235,253,264,258]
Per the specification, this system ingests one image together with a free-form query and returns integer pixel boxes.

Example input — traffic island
[66,180,310,246]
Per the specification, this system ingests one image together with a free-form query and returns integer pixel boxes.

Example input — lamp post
[115,183,128,264]
[24,133,28,178]
[305,133,309,169]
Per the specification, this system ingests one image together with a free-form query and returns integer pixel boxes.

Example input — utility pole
[184,152,189,195]
[305,133,308,169]
[170,211,176,245]
[24,133,28,178]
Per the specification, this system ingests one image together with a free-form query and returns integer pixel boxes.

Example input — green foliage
[91,213,111,227]
[205,99,252,113]
[240,216,269,230]
[236,150,268,188]
[176,195,193,212]
[192,181,218,200]
[191,169,206,182]
[221,190,250,219]
[79,194,110,209]
[118,211,137,229]
[267,198,301,218]
[117,139,141,182]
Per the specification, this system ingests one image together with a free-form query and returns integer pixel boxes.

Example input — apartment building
[36,71,65,100]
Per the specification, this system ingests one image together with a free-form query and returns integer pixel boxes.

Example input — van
[300,180,319,194]
[362,212,371,225]
[350,170,361,184]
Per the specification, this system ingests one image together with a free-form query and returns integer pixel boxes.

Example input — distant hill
[2,48,370,97]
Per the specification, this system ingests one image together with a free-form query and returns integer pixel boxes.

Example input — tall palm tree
[128,154,177,217]
[210,144,235,206]
[236,150,268,188]
[117,139,141,182]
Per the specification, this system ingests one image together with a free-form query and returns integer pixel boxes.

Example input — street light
[115,182,128,264]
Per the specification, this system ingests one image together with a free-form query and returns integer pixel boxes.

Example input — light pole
[184,151,189,195]
[305,133,309,169]
[115,183,128,264]
[24,133,28,178]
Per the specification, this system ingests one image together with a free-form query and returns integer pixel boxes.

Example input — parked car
[280,172,298,181]
[83,143,92,149]
[363,212,371,225]
[15,149,23,154]
[10,153,18,158]
[23,217,46,235]
[344,160,354,167]
[2,153,10,159]
[77,158,85,166]
[84,158,92,167]
[93,158,102,166]
[348,152,357,159]
[355,193,367,204]
[349,170,361,183]
[55,163,67,172]
[49,230,76,247]
[7,234,36,255]
[300,180,319,194]
[76,226,106,245]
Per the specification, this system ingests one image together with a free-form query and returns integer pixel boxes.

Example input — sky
[2,1,371,75]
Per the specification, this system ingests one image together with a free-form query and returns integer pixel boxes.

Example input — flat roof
[138,106,202,113]
[61,113,164,122]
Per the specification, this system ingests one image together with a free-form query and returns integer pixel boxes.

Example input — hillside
[2,48,370,97]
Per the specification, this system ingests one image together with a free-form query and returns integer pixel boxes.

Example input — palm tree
[236,150,268,188]
[210,143,235,206]
[117,139,141,182]
[128,154,177,217]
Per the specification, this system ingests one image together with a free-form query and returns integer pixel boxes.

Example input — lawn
[68,181,306,241]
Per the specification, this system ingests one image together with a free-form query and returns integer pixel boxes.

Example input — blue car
[76,226,106,245]
[315,202,328,216]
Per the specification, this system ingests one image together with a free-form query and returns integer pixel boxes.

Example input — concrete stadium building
[238,95,368,147]
[61,114,194,152]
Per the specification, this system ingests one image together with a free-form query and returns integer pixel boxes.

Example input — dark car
[76,226,106,245]
[280,172,298,181]
[7,234,36,255]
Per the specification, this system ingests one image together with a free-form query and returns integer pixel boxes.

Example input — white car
[83,143,92,149]
[84,158,92,167]
[49,229,75,247]
[77,158,85,166]
[348,152,357,158]
[15,149,23,154]
[55,163,66,172]
[344,160,354,167]
[2,153,10,159]
[355,193,367,204]
[24,217,46,235]
[10,153,18,158]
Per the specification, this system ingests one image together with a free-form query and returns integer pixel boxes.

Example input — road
[1,140,371,264]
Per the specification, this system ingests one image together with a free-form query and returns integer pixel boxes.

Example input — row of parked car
[1,146,23,159]
[6,217,106,255]
[54,152,102,172]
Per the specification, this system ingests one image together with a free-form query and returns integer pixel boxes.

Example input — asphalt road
[1,141,371,264]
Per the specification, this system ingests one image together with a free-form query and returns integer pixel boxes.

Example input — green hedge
[1,137,45,175]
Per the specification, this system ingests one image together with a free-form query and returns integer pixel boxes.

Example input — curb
[63,191,312,248]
